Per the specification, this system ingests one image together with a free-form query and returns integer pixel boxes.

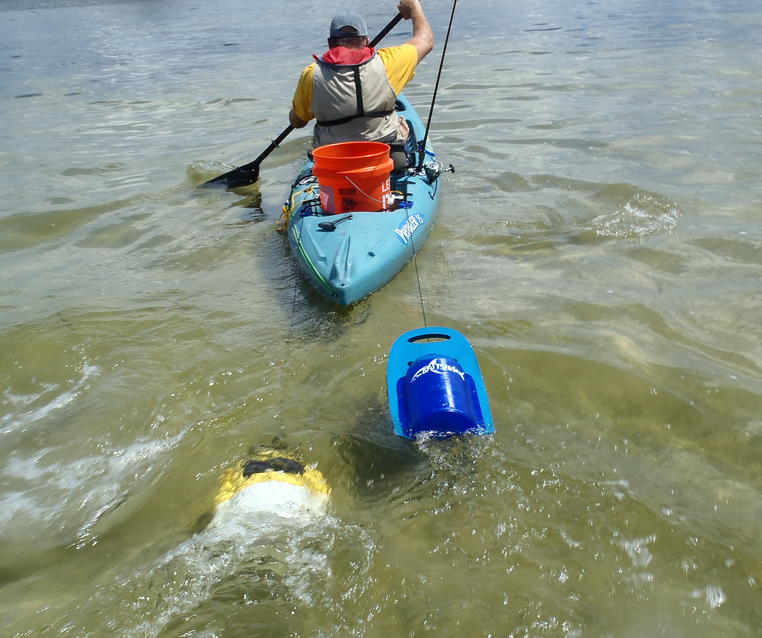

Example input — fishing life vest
[311,47,403,148]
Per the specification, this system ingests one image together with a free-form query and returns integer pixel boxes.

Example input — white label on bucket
[319,187,332,213]
[394,214,424,245]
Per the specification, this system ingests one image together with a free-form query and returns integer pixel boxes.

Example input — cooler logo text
[411,360,466,382]
[394,214,424,244]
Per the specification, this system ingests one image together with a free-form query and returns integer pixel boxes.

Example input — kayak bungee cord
[417,0,458,170]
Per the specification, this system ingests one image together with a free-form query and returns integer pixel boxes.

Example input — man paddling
[288,0,434,170]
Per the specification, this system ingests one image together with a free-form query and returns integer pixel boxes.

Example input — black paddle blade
[200,163,260,189]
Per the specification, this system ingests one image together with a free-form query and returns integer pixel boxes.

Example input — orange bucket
[312,141,394,214]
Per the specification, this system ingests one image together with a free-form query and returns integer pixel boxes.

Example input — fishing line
[409,219,429,327]
[407,0,458,328]
[417,0,459,170]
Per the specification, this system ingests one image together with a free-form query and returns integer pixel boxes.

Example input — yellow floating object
[215,448,330,505]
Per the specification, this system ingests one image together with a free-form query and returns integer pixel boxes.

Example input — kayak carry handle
[318,214,353,231]
[407,333,452,343]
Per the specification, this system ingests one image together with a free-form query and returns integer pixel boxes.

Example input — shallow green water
[1,0,761,636]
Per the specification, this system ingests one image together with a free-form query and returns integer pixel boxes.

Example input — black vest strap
[317,109,395,127]
[354,67,364,117]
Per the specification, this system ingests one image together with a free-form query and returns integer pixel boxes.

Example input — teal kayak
[284,94,443,306]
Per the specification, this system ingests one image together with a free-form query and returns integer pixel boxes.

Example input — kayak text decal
[394,214,424,245]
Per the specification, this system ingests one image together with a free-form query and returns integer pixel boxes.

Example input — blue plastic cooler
[387,327,494,439]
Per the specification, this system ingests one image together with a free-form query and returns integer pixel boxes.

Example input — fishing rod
[407,0,459,328]
[417,0,458,170]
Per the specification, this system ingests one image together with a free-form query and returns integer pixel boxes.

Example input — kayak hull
[285,95,440,306]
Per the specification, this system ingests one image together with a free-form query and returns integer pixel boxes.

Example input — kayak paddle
[201,13,404,189]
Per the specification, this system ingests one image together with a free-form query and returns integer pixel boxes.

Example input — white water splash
[0,362,100,433]
[617,533,657,569]
[592,192,683,238]
[0,428,189,552]
[692,584,727,610]
[123,481,333,638]
[211,481,329,528]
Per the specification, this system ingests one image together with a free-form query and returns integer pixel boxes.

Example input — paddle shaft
[202,13,404,189]
[250,125,294,169]
[370,12,403,46]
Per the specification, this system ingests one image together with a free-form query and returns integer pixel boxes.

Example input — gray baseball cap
[329,11,368,38]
